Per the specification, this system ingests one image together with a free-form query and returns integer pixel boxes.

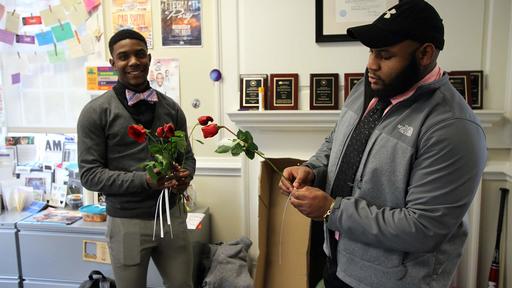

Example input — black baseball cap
[347,0,444,50]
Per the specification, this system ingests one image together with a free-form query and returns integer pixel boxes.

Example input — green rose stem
[220,125,292,265]
[221,126,291,184]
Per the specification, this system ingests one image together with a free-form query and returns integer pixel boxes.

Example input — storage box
[255,158,325,288]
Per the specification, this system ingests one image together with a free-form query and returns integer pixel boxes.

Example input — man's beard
[370,54,422,100]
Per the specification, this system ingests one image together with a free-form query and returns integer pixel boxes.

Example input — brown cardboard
[255,158,312,288]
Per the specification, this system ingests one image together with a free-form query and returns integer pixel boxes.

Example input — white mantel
[227,109,505,130]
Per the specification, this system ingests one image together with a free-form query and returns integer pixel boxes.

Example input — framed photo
[448,71,473,107]
[469,70,483,109]
[344,73,364,99]
[315,0,397,43]
[310,73,339,110]
[269,74,299,110]
[239,74,268,110]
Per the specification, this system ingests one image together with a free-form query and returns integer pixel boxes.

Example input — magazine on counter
[32,207,82,225]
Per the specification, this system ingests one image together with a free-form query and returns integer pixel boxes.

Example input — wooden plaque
[310,73,339,110]
[240,74,268,110]
[448,71,473,107]
[344,73,364,100]
[269,73,299,110]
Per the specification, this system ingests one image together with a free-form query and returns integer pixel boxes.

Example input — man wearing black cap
[78,29,196,287]
[280,1,486,287]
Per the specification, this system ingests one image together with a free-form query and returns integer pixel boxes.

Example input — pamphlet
[32,207,82,225]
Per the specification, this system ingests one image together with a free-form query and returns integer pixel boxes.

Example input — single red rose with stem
[191,115,293,264]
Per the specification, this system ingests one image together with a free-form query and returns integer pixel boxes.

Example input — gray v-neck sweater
[77,90,196,219]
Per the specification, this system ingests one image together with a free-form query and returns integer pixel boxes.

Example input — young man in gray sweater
[77,29,196,288]
[280,1,486,287]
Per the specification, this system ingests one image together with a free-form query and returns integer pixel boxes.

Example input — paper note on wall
[48,48,66,63]
[67,40,85,58]
[0,4,5,21]
[11,73,21,85]
[61,0,84,12]
[40,5,67,27]
[16,34,36,44]
[68,3,89,27]
[84,0,101,12]
[0,29,15,45]
[51,22,74,42]
[5,11,20,33]
[35,31,54,46]
[80,34,96,55]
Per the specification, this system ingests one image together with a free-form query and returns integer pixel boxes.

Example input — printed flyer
[161,0,201,46]
[112,0,153,48]
[148,58,181,104]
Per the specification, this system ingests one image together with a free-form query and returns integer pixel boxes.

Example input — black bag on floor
[79,270,116,288]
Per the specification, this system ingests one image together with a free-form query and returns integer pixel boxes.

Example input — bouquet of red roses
[128,122,188,239]
[128,123,187,183]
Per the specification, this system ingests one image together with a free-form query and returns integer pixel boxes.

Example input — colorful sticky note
[61,0,84,12]
[51,22,74,42]
[6,11,20,34]
[0,4,5,21]
[22,16,42,25]
[67,40,85,59]
[16,34,36,44]
[0,29,15,45]
[40,5,67,27]
[80,35,96,55]
[84,0,101,12]
[35,30,54,46]
[48,48,66,63]
[68,2,89,27]
[11,73,21,85]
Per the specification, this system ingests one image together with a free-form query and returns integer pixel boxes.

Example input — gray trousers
[106,206,193,288]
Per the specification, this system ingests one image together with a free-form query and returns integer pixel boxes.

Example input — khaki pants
[106,206,192,288]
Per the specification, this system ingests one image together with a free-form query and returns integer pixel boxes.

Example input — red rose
[156,127,166,138]
[198,116,214,126]
[201,124,219,138]
[128,124,147,143]
[163,123,175,137]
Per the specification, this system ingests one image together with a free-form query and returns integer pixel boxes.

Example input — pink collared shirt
[364,65,443,115]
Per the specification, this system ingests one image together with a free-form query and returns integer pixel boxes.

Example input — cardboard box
[255,158,325,288]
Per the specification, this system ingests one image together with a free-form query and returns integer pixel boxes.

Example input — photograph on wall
[112,0,153,48]
[148,58,181,104]
[5,136,35,146]
[161,0,202,47]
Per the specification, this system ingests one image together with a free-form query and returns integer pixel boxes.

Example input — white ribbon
[152,188,174,240]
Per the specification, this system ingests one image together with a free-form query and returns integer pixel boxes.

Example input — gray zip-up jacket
[77,90,196,219]
[305,73,486,288]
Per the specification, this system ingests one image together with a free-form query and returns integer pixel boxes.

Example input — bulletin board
[0,0,105,131]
